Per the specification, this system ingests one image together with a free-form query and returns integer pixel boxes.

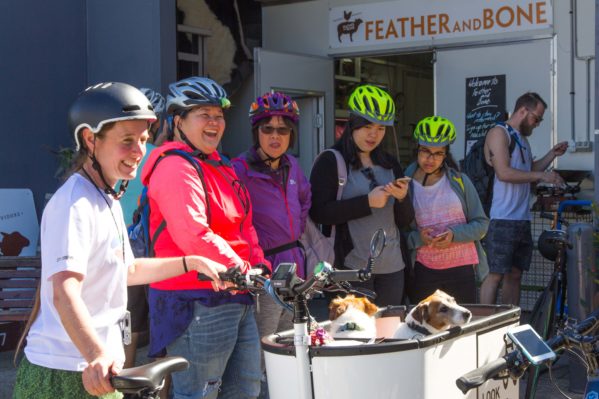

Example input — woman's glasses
[259,125,292,136]
[418,148,446,161]
[360,167,380,190]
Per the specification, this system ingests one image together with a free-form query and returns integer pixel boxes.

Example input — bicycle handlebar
[455,307,599,394]
[328,268,372,284]
[197,265,267,291]
[197,261,372,298]
[456,355,512,394]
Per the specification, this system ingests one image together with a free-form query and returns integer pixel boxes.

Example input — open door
[435,39,554,162]
[254,48,334,175]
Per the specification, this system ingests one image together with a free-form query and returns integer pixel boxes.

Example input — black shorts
[484,219,533,274]
[127,284,149,333]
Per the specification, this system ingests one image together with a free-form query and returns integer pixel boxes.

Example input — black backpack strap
[263,240,301,257]
[146,149,213,253]
[149,221,166,257]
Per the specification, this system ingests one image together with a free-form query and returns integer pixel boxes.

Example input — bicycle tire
[523,276,559,399]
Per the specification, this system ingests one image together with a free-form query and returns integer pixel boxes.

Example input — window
[177,24,212,79]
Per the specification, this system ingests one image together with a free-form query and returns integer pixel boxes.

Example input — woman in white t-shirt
[13,82,226,399]
[404,116,489,304]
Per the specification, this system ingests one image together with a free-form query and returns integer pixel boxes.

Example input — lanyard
[81,168,126,264]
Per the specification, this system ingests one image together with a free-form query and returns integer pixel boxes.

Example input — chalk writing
[465,75,506,146]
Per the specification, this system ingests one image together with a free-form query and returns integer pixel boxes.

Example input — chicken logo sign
[0,231,30,256]
[337,11,363,43]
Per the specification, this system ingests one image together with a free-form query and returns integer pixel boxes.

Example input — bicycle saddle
[111,356,189,394]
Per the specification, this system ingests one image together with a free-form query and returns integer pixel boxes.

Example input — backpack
[461,122,517,216]
[299,149,346,275]
[127,149,209,258]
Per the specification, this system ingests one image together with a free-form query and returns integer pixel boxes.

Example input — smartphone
[434,231,450,239]
[506,324,556,365]
[395,177,412,184]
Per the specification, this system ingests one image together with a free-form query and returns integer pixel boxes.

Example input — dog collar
[407,322,431,337]
[338,322,364,332]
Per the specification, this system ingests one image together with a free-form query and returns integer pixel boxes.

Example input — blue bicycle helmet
[166,76,231,114]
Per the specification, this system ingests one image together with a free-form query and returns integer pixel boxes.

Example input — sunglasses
[360,167,380,190]
[526,108,544,124]
[259,125,292,136]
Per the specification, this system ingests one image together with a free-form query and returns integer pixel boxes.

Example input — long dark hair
[332,114,394,170]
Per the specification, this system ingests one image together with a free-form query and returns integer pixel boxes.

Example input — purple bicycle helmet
[248,92,300,126]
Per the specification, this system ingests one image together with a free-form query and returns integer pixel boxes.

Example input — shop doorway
[334,53,434,167]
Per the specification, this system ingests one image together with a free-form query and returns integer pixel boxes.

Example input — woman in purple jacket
[232,92,310,398]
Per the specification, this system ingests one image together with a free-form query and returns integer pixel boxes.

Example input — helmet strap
[177,125,208,160]
[422,172,431,187]
[87,155,128,200]
[256,145,283,169]
[421,164,445,187]
[83,137,127,200]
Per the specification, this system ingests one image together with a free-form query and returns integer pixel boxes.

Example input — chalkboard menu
[465,75,506,155]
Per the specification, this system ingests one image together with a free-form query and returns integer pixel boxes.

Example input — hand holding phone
[506,324,556,365]
[434,231,450,239]
[395,177,412,185]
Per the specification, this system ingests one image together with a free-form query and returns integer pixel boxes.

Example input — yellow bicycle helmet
[414,116,456,146]
[348,85,395,126]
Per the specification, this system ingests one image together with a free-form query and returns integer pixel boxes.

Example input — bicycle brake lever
[350,287,377,300]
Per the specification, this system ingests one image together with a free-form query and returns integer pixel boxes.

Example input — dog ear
[328,298,347,321]
[363,300,379,316]
[412,302,429,323]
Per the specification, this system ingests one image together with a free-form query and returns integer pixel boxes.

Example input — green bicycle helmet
[414,116,456,146]
[348,85,395,126]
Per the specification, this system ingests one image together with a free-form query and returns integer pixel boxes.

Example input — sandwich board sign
[0,189,38,256]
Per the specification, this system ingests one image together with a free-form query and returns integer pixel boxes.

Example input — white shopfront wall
[258,0,595,174]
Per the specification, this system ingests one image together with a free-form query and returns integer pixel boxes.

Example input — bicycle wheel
[527,280,556,340]
[523,276,558,399]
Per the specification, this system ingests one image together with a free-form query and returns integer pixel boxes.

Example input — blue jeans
[166,302,261,399]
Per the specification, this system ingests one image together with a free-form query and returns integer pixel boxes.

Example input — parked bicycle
[525,198,592,398]
[110,356,189,399]
[456,307,599,398]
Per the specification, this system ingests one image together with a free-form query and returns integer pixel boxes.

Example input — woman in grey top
[309,85,414,306]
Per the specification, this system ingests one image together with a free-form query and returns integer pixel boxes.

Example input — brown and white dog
[328,294,379,339]
[393,290,472,339]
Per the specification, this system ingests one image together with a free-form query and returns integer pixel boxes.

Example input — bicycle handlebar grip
[292,275,318,296]
[574,307,599,335]
[455,357,508,394]
[197,265,243,282]
[197,273,213,281]
[328,269,363,283]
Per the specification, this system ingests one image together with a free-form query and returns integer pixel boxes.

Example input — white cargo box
[263,304,520,399]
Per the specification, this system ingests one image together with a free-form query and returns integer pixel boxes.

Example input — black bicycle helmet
[537,229,569,261]
[69,82,156,150]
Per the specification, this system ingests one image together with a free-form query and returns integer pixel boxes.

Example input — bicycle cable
[547,363,573,399]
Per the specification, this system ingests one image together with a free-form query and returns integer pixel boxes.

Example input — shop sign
[330,0,552,49]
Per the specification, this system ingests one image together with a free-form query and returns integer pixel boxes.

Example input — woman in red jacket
[143,77,269,399]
